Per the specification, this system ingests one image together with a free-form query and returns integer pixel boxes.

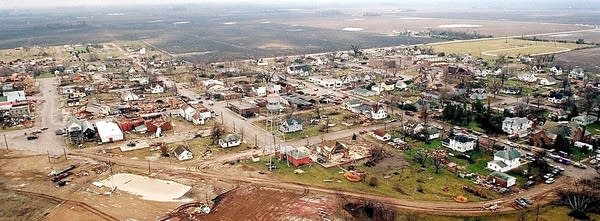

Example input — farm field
[430,38,588,59]
[553,47,600,72]
[276,15,592,37]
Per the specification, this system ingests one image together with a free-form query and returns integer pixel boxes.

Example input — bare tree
[557,178,600,219]
[350,44,362,57]
[210,123,225,145]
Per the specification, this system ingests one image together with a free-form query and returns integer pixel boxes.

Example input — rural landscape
[2,0,600,220]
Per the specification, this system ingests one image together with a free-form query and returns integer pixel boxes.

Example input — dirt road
[69,151,570,216]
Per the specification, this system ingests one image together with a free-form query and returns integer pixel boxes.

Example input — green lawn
[586,123,600,135]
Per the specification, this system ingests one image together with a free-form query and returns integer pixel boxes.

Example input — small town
[2,1,600,221]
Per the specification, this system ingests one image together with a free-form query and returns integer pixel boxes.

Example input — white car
[545,178,556,184]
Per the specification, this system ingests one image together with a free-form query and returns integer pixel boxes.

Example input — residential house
[192,111,212,125]
[372,129,391,141]
[279,117,303,133]
[469,88,487,100]
[550,66,563,75]
[487,149,521,172]
[548,92,566,104]
[518,73,537,83]
[287,64,310,76]
[219,134,241,148]
[539,77,557,86]
[502,117,533,138]
[179,103,196,121]
[443,134,476,153]
[150,83,165,94]
[489,172,516,187]
[414,124,441,140]
[173,145,193,161]
[370,104,388,120]
[500,87,520,95]
[343,99,362,111]
[121,91,140,102]
[569,67,585,79]
[340,75,360,84]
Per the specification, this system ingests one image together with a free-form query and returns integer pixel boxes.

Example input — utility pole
[3,134,7,150]
[233,120,236,132]
[147,160,151,174]
[254,134,257,148]
[220,111,224,123]
[47,151,51,163]
[63,147,67,159]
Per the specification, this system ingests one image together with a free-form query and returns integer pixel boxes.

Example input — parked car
[574,162,587,169]
[523,180,535,189]
[55,129,66,135]
[545,178,556,184]
[26,135,38,140]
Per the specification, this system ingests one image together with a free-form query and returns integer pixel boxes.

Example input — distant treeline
[429,30,492,40]
[516,36,600,46]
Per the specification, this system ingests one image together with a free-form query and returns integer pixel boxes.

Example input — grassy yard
[431,38,587,60]
[244,143,500,202]
[586,123,600,135]
[253,108,362,141]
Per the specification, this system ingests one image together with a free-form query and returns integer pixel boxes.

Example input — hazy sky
[1,0,599,10]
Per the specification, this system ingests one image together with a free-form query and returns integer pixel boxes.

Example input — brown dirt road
[69,151,571,217]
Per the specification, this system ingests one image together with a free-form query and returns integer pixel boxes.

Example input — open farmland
[540,29,600,44]
[275,15,593,37]
[553,47,600,72]
[430,38,588,58]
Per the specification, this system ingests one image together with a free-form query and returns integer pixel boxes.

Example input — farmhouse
[487,149,521,172]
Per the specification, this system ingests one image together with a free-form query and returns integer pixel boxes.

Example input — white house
[469,88,487,100]
[370,104,388,120]
[487,149,521,172]
[550,66,563,75]
[179,103,196,121]
[343,99,362,111]
[539,77,557,86]
[372,129,391,141]
[121,91,140,102]
[279,117,303,133]
[500,87,520,95]
[256,58,268,66]
[219,134,241,148]
[173,145,193,161]
[414,124,441,140]
[150,83,165,94]
[518,73,537,83]
[96,121,124,143]
[502,117,533,138]
[287,64,310,76]
[443,134,476,153]
[192,111,212,125]
[569,67,585,79]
